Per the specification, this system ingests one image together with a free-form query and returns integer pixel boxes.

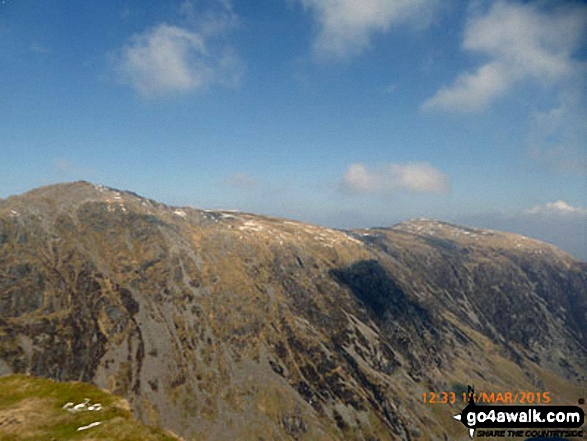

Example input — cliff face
[0,182,585,440]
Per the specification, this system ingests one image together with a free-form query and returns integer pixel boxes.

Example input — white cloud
[299,0,437,57]
[424,61,511,111]
[115,3,242,97]
[423,1,587,111]
[525,200,587,216]
[341,162,450,195]
[223,173,259,189]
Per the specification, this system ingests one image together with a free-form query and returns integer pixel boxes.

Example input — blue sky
[1,0,586,258]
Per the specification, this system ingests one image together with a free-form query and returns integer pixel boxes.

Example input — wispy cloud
[527,90,587,175]
[384,83,398,94]
[423,1,587,111]
[30,42,49,54]
[114,1,242,97]
[179,0,238,35]
[52,158,97,179]
[525,200,587,216]
[299,0,437,58]
[340,162,450,195]
[222,173,259,189]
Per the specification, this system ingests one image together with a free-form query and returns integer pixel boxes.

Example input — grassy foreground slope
[0,374,180,440]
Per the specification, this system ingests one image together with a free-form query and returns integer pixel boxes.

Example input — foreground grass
[0,374,179,440]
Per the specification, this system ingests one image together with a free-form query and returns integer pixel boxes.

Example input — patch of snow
[219,213,239,220]
[77,422,102,431]
[173,210,187,217]
[238,221,264,232]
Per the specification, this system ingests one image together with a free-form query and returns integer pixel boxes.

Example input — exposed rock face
[0,182,585,440]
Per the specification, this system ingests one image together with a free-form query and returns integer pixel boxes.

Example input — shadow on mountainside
[329,259,442,380]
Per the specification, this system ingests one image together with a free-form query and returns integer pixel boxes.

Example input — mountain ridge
[1,181,579,259]
[0,181,585,440]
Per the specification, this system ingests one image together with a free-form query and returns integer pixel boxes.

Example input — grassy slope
[0,374,180,440]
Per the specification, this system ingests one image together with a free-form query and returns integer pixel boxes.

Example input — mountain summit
[0,182,585,440]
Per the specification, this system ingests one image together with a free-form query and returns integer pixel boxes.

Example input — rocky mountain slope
[0,182,585,440]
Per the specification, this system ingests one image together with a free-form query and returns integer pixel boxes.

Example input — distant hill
[0,182,585,440]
